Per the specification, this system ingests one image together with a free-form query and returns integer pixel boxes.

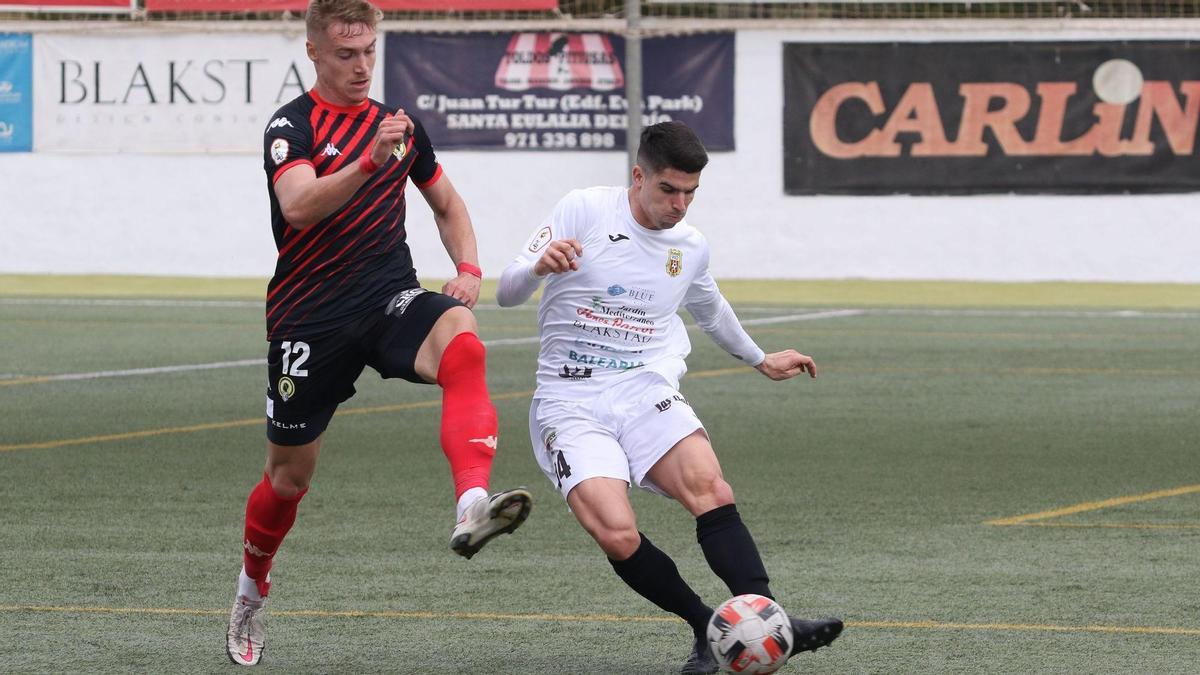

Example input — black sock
[696,503,773,599]
[609,532,713,636]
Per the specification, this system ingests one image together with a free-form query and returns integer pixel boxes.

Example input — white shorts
[529,371,706,500]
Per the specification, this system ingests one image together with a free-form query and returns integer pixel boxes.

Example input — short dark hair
[306,0,381,38]
[636,121,708,175]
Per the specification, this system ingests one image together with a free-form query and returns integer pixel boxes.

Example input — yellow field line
[849,620,1200,637]
[1005,521,1200,530]
[2,604,1197,636]
[986,484,1200,526]
[0,390,531,453]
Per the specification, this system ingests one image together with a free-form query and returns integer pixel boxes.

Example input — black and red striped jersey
[261,89,443,340]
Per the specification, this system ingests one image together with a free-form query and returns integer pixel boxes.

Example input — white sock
[456,487,489,521]
[238,567,267,602]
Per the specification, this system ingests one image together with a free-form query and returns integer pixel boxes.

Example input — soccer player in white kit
[497,122,843,674]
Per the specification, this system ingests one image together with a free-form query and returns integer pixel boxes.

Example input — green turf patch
[2,294,1199,672]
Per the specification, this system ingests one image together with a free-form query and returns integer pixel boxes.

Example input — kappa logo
[469,436,499,450]
[321,143,341,157]
[243,539,269,557]
[268,117,293,130]
[386,288,429,317]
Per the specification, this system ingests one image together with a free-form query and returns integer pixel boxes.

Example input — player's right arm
[273,113,413,230]
[496,192,585,307]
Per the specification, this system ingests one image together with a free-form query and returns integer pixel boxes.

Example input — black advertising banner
[385,32,733,151]
[784,42,1200,194]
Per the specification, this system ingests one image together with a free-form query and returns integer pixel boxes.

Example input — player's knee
[266,465,311,498]
[438,306,479,337]
[682,473,735,512]
[592,524,641,560]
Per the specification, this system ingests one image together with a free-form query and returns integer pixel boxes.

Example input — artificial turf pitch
[1,276,1198,673]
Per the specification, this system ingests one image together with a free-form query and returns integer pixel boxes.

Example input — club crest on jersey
[392,138,408,161]
[277,376,296,402]
[270,138,289,165]
[666,248,683,277]
[528,226,552,252]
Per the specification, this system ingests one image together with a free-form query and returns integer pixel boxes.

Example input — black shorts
[264,288,465,446]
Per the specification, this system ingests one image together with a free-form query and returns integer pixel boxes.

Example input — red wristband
[359,154,380,175]
[457,262,482,278]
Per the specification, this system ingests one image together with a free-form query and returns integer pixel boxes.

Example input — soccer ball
[706,594,794,674]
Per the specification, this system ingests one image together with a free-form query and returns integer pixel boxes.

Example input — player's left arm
[409,115,481,309]
[683,253,816,381]
[418,174,480,308]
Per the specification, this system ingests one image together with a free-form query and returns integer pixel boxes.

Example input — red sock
[437,332,497,499]
[242,473,306,588]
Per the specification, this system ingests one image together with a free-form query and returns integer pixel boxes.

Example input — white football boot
[450,488,533,559]
[226,593,267,666]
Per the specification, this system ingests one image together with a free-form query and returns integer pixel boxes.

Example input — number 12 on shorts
[280,341,311,377]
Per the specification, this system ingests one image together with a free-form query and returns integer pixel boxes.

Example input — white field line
[3,305,1194,385]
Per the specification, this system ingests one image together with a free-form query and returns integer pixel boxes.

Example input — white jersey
[512,186,719,401]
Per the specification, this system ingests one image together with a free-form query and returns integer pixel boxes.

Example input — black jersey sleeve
[263,108,315,183]
[407,114,441,188]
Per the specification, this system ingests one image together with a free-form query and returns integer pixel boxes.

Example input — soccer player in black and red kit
[225,0,531,666]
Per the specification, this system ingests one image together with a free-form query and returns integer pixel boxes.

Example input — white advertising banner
[34,31,385,153]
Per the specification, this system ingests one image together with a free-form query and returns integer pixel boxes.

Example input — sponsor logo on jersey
[607,285,626,296]
[321,143,341,157]
[654,393,686,413]
[528,226,552,252]
[268,117,293,130]
[666,248,683,277]
[277,376,296,401]
[270,138,289,165]
[608,233,629,243]
[626,287,654,303]
[558,364,593,380]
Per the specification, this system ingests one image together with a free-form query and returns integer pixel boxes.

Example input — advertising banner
[0,0,131,12]
[34,32,383,153]
[784,41,1200,194]
[0,33,32,153]
[385,31,734,151]
[145,0,555,12]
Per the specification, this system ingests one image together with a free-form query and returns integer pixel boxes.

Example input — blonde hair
[306,0,382,38]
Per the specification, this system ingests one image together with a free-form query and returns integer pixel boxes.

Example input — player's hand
[534,239,583,276]
[369,111,414,167]
[755,350,817,381]
[442,272,481,309]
